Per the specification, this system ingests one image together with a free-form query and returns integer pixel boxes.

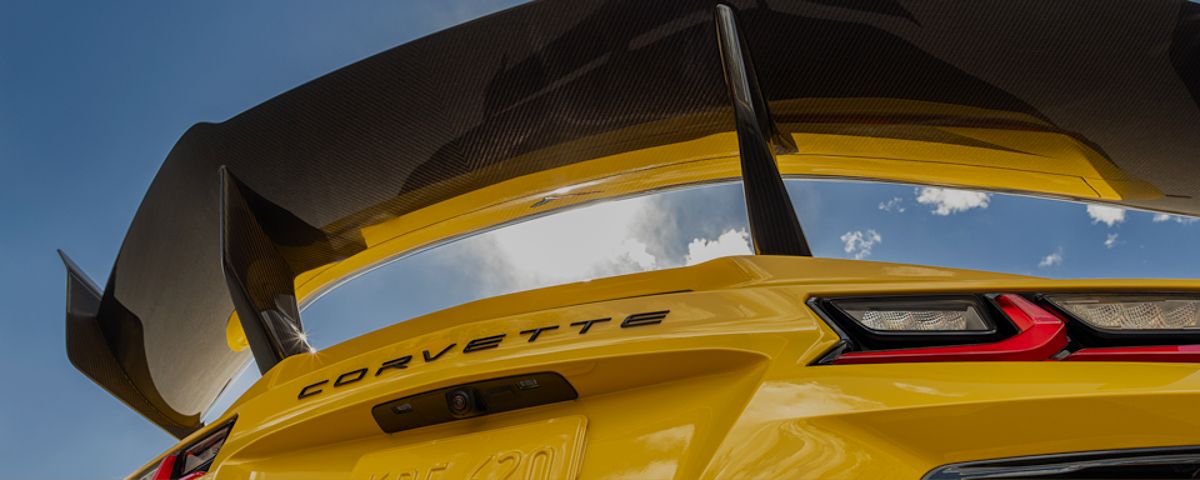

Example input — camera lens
[446,388,479,418]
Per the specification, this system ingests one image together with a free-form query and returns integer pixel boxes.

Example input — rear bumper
[194,361,1200,479]
[132,258,1200,479]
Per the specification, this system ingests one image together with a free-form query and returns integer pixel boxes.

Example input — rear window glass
[204,178,1200,423]
[785,178,1200,279]
[302,182,751,350]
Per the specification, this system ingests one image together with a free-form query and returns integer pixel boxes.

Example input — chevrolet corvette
[60,1,1200,478]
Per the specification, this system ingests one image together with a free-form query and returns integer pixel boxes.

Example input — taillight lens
[135,456,174,480]
[1044,294,1200,331]
[834,297,992,332]
[827,295,1068,365]
[815,295,1021,354]
[176,422,233,478]
[132,419,234,480]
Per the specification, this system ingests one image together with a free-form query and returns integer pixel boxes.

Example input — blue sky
[2,1,1199,479]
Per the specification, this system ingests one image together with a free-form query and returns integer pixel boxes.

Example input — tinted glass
[303,182,749,350]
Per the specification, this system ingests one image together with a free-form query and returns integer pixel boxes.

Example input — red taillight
[134,419,234,480]
[150,456,176,480]
[815,292,1200,365]
[833,295,1067,364]
[174,422,232,477]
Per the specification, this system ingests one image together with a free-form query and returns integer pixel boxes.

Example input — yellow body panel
[169,257,1200,479]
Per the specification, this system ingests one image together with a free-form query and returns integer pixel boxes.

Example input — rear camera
[446,387,481,418]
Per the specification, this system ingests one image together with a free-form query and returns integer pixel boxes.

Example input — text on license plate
[353,415,587,480]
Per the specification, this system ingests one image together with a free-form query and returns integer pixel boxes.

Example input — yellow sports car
[59,0,1200,478]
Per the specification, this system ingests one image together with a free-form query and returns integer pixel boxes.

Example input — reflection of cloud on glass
[1038,248,1064,268]
[1153,213,1198,224]
[1086,204,1126,227]
[464,195,662,294]
[685,229,751,265]
[915,187,990,215]
[840,229,881,259]
[634,182,750,262]
[878,196,905,213]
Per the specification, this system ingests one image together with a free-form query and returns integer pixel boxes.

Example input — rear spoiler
[219,167,364,371]
[59,3,812,438]
[60,167,372,438]
[59,251,200,438]
[62,0,1200,436]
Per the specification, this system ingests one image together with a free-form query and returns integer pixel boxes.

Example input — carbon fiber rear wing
[60,0,1200,437]
[59,251,199,438]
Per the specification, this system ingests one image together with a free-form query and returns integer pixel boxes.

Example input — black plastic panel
[371,372,577,434]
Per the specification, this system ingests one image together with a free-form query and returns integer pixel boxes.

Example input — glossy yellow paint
[161,256,1200,479]
[772,97,1161,200]
[777,127,1160,202]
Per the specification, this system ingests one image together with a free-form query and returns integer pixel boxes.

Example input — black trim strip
[713,4,811,257]
[924,445,1200,479]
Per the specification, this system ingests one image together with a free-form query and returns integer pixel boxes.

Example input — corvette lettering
[298,310,669,399]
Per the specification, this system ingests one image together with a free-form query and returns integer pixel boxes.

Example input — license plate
[353,416,587,480]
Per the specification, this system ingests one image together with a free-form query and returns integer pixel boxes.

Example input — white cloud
[878,197,905,213]
[841,229,882,260]
[915,187,991,215]
[1153,213,1198,224]
[1038,248,1064,268]
[684,229,752,266]
[446,193,756,297]
[1104,233,1119,249]
[1086,204,1126,227]
[460,195,664,294]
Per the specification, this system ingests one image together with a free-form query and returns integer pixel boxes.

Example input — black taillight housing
[813,295,1017,351]
[133,418,235,480]
[811,291,1200,365]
